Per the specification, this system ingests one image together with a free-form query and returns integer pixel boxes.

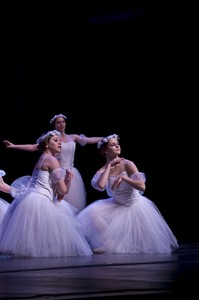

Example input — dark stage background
[0,2,197,243]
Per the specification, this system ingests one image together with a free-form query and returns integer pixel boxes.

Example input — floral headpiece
[97,134,119,149]
[50,114,67,124]
[36,130,61,144]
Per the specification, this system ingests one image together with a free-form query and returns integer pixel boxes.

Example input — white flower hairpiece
[97,134,119,149]
[50,114,67,124]
[0,169,6,176]
[36,130,61,144]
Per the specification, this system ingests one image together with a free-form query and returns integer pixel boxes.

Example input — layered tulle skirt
[0,191,92,257]
[77,196,179,254]
[0,198,10,223]
[63,167,87,213]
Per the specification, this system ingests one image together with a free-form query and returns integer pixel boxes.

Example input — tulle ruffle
[0,170,6,177]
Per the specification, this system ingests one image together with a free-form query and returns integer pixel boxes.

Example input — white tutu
[77,171,179,254]
[0,172,92,258]
[63,167,86,213]
[0,198,10,223]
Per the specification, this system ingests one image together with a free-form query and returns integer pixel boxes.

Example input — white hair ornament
[36,130,61,144]
[50,114,67,124]
[97,134,119,149]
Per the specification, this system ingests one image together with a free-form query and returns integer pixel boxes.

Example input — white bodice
[91,171,143,206]
[107,172,142,206]
[30,169,54,200]
[55,141,76,169]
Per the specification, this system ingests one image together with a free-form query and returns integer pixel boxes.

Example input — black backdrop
[0,1,197,243]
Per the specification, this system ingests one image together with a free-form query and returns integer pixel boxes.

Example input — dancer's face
[54,117,66,133]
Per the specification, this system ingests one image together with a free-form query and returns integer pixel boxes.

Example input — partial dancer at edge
[0,170,10,223]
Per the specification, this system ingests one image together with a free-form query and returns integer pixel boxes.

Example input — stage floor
[0,243,198,299]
